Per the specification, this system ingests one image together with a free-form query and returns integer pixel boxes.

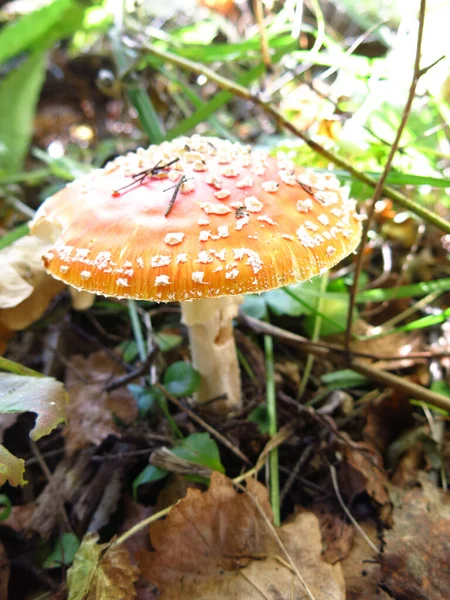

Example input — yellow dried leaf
[67,533,139,600]
[0,444,25,487]
[0,235,64,331]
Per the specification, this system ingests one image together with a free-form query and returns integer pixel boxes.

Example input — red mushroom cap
[30,135,362,302]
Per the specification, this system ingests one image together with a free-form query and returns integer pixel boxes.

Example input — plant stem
[265,334,280,526]
[127,300,146,362]
[297,272,328,400]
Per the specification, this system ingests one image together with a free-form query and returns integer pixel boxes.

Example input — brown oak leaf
[65,351,138,456]
[139,472,345,599]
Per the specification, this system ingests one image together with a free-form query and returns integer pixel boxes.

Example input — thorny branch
[126,24,450,234]
[344,0,428,351]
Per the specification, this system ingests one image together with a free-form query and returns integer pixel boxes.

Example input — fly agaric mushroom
[30,135,362,414]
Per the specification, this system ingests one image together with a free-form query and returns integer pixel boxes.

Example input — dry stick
[344,0,428,352]
[240,313,450,413]
[131,32,450,234]
[239,311,450,362]
[329,465,379,555]
[253,0,272,71]
[154,382,251,464]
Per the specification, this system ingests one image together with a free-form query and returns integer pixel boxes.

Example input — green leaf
[0,494,12,521]
[132,432,224,497]
[172,433,224,474]
[44,533,80,569]
[0,356,43,378]
[242,294,268,320]
[154,331,183,353]
[0,223,29,250]
[321,369,368,390]
[0,50,47,173]
[127,384,158,418]
[248,405,270,434]
[132,464,168,499]
[265,288,306,317]
[0,0,72,66]
[0,373,68,487]
[117,340,139,363]
[163,361,201,397]
[356,278,450,303]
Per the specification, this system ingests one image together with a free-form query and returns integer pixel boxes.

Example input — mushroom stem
[181,296,243,414]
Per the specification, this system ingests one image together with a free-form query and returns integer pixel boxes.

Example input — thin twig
[240,313,450,412]
[129,28,450,234]
[297,272,328,399]
[239,312,450,362]
[344,0,428,352]
[329,464,379,555]
[154,382,251,464]
[103,347,158,392]
[112,505,173,548]
[165,175,187,217]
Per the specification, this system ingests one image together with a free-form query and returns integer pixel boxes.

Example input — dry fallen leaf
[67,533,139,600]
[64,352,138,456]
[2,502,35,534]
[0,235,64,331]
[311,502,355,565]
[339,521,387,600]
[363,391,414,454]
[338,439,389,506]
[139,472,345,600]
[382,476,450,599]
[0,542,9,600]
[0,373,68,486]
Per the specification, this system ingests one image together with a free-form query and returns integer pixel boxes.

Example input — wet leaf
[139,472,344,599]
[0,373,68,486]
[67,533,139,600]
